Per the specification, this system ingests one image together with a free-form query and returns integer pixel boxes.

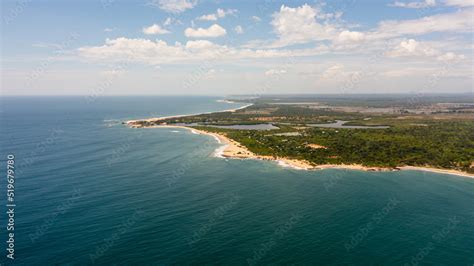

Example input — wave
[277,160,306,171]
[213,144,229,158]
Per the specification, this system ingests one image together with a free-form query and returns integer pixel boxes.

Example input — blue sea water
[0,96,473,265]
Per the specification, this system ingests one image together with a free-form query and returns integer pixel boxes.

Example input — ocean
[0,96,473,265]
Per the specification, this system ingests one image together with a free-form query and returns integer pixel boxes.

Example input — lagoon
[309,120,390,129]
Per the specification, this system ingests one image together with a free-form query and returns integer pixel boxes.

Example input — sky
[1,0,473,96]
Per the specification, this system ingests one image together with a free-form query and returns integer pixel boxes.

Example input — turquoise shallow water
[0,96,473,265]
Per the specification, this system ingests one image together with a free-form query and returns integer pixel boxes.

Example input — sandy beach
[398,166,474,178]
[127,123,474,178]
[126,103,253,125]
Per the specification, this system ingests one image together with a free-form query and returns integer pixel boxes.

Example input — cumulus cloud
[246,4,366,49]
[77,4,470,72]
[373,9,474,39]
[251,3,472,49]
[184,39,220,51]
[270,4,338,47]
[436,52,466,62]
[163,17,182,26]
[148,0,197,13]
[443,0,474,7]
[317,11,344,20]
[197,14,217,21]
[387,39,437,57]
[77,37,329,65]
[234,25,244,34]
[197,8,237,21]
[142,24,170,35]
[387,39,465,61]
[336,30,365,43]
[252,16,261,22]
[217,8,237,18]
[184,24,227,38]
[389,0,436,8]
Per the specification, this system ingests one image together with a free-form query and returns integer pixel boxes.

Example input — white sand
[128,124,474,178]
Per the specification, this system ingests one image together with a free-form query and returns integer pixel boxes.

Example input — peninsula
[127,95,474,177]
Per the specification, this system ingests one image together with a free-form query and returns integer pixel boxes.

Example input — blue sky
[1,0,473,95]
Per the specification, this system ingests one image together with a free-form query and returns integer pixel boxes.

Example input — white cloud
[142,24,170,35]
[197,14,217,21]
[234,25,244,34]
[77,37,329,65]
[317,11,344,20]
[9,1,474,95]
[387,39,438,57]
[436,52,466,61]
[252,16,261,22]
[443,0,474,7]
[250,4,473,49]
[164,17,173,26]
[184,24,227,38]
[320,64,344,79]
[104,28,115,32]
[216,8,227,17]
[184,39,220,51]
[389,0,436,8]
[265,69,287,76]
[270,4,338,47]
[216,8,237,18]
[163,17,181,26]
[148,0,197,13]
[373,9,474,39]
[387,39,465,61]
[196,8,237,21]
[336,30,365,43]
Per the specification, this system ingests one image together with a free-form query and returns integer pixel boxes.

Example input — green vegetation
[132,95,474,173]
[197,120,473,173]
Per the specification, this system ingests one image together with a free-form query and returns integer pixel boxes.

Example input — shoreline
[126,102,253,124]
[130,124,474,178]
[397,166,474,178]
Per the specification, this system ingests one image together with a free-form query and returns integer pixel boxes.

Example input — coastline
[126,102,253,125]
[129,124,474,178]
[397,166,474,178]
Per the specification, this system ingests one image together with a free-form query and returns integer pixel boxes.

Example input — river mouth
[308,120,390,129]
